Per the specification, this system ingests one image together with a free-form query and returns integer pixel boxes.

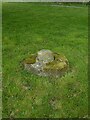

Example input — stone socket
[23,49,69,78]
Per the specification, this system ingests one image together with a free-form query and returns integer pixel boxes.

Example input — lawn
[2,2,88,118]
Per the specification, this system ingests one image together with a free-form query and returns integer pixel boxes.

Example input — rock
[36,49,54,63]
[23,49,69,78]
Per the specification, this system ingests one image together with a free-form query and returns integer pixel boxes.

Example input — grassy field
[2,2,88,118]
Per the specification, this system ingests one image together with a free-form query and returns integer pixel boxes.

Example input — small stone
[36,49,54,63]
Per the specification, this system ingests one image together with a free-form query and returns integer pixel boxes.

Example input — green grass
[2,2,88,118]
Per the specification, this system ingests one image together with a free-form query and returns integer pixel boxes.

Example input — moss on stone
[44,53,69,72]
[53,53,68,63]
[23,54,37,64]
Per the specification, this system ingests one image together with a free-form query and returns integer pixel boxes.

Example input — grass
[2,2,88,118]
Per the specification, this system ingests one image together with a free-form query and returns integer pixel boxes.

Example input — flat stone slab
[22,49,69,78]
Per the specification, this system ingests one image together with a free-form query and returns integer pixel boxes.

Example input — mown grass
[2,2,88,118]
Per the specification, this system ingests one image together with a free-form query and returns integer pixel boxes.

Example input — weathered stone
[36,49,54,63]
[22,49,69,78]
